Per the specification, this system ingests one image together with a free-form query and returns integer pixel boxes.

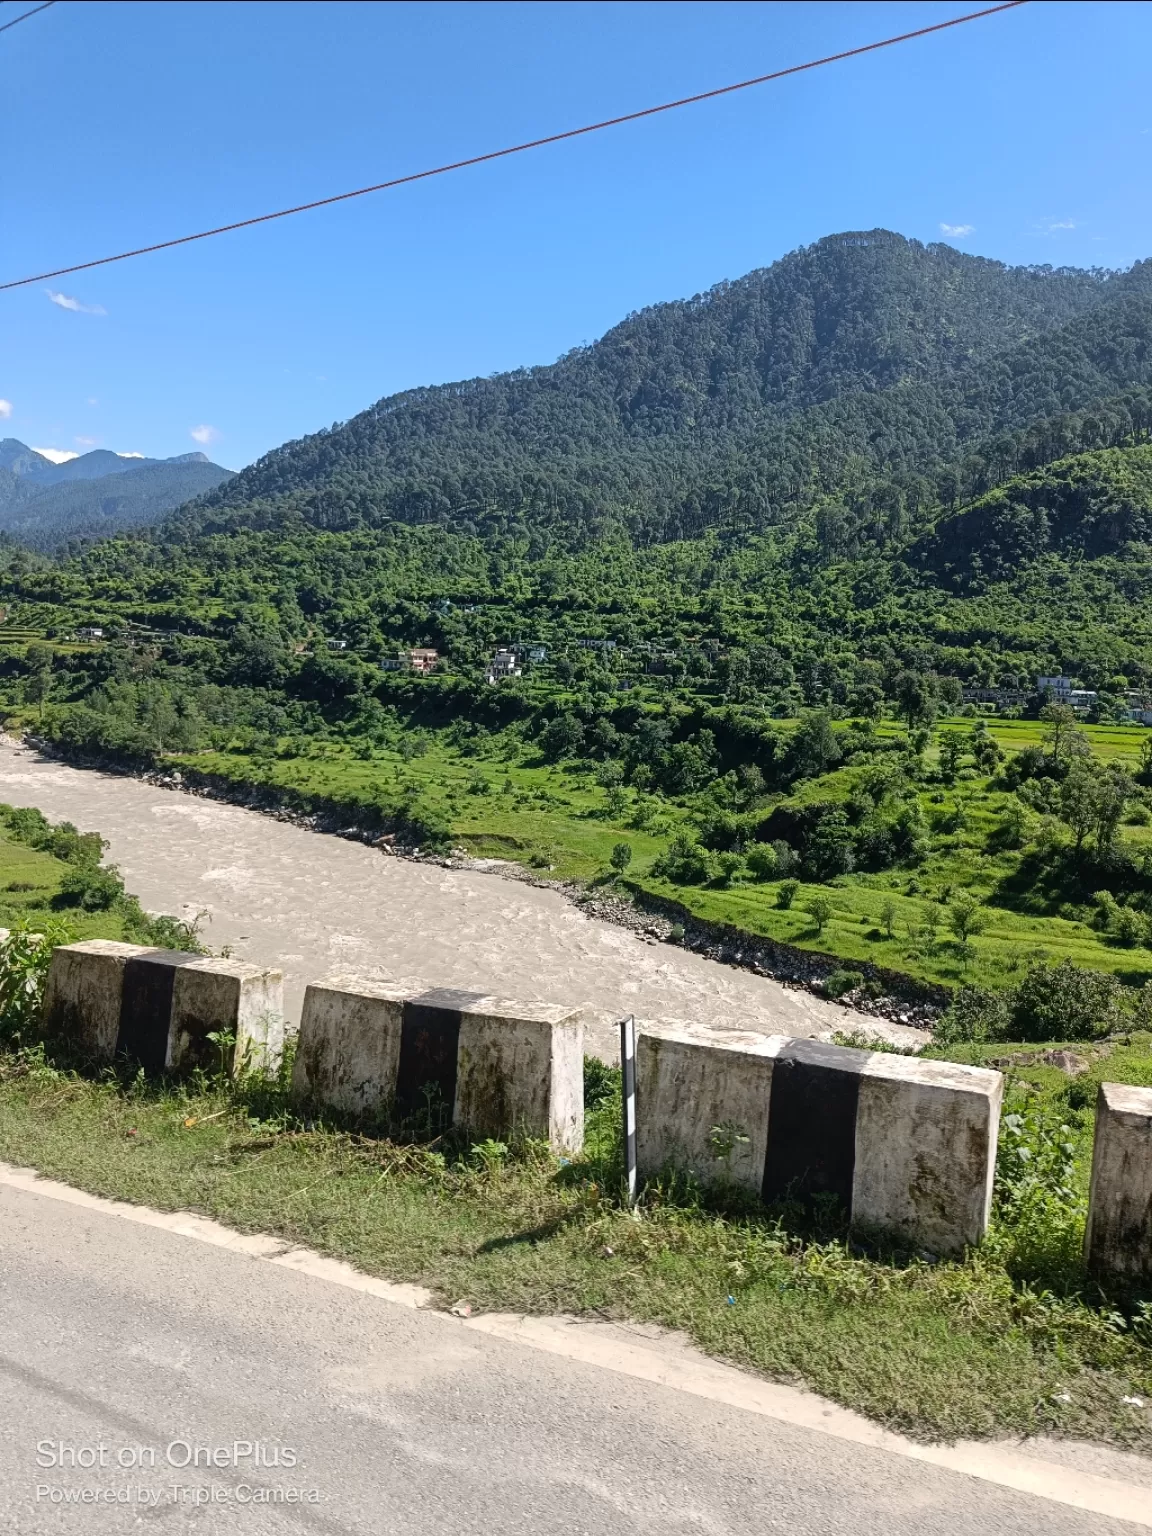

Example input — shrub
[934,985,1011,1045]
[771,839,798,874]
[777,878,800,910]
[1010,958,1125,1041]
[583,1054,620,1109]
[713,851,744,887]
[744,842,778,881]
[54,864,123,911]
[652,833,713,885]
[1112,906,1146,948]
[824,968,864,999]
[0,928,58,1043]
[609,842,633,877]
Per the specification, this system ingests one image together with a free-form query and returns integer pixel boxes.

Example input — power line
[0,1,1028,292]
[0,1,55,37]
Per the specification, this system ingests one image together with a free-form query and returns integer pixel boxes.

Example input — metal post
[620,1013,637,1206]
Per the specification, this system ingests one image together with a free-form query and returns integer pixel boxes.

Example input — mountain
[0,442,233,548]
[0,440,54,477]
[8,226,1152,700]
[180,230,1151,544]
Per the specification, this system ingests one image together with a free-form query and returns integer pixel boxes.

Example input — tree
[893,670,939,729]
[609,842,633,878]
[23,642,53,721]
[605,785,628,819]
[1059,759,1133,857]
[806,807,855,879]
[745,842,779,881]
[538,714,585,760]
[1091,763,1135,858]
[1059,759,1098,852]
[947,892,987,947]
[880,897,897,938]
[1040,702,1088,765]
[806,894,834,934]
[938,733,965,783]
[788,710,841,779]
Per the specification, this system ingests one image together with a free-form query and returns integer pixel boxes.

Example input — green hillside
[5,232,1152,1010]
[182,231,1152,543]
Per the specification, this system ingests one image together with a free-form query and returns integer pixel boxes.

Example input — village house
[486,648,523,684]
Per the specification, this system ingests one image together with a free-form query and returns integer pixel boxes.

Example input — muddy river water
[0,739,910,1056]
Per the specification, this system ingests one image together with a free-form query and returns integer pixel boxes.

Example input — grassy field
[1,801,1150,1447]
[164,716,1152,995]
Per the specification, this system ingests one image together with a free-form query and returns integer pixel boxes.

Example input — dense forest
[172,229,1152,546]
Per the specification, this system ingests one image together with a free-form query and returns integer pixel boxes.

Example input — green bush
[824,968,864,999]
[744,842,778,881]
[652,833,713,885]
[806,894,834,933]
[934,985,1011,1045]
[1011,958,1125,1042]
[0,929,59,1043]
[54,864,124,912]
[936,960,1127,1044]
[777,878,800,910]
[713,851,744,887]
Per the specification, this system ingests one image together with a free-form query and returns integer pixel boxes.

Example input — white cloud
[31,447,79,464]
[939,223,975,238]
[117,452,145,459]
[1048,219,1076,231]
[46,289,107,316]
[0,399,11,420]
[189,424,220,446]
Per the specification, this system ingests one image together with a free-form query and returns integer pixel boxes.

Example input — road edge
[2,1158,1149,1527]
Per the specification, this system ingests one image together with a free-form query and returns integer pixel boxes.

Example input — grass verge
[0,1043,1150,1451]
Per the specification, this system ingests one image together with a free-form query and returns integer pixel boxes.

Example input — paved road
[0,740,910,1057]
[0,1174,1147,1535]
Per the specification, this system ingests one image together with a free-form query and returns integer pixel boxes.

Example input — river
[0,739,916,1056]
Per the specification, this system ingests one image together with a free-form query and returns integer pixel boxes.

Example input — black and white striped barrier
[41,939,284,1077]
[292,975,584,1151]
[636,1029,1003,1255]
[1085,1082,1152,1288]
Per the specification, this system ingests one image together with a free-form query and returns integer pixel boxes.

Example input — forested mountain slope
[0,444,233,549]
[180,231,1144,543]
[0,458,235,549]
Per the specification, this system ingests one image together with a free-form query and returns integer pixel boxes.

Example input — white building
[486,648,523,684]
[1036,675,1074,700]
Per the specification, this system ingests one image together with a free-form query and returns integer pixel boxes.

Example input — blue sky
[2,0,1150,470]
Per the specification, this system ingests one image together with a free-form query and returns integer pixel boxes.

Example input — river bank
[0,738,927,1055]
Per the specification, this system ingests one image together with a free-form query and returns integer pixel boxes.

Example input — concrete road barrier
[294,976,583,1151]
[1085,1082,1152,1288]
[637,1029,1002,1256]
[41,940,283,1077]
